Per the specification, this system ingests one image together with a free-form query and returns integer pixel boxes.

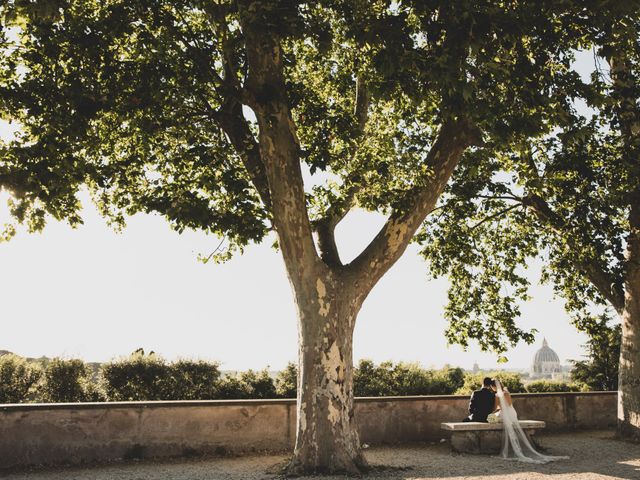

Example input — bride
[489,378,569,464]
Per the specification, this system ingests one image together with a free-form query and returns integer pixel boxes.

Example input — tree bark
[286,269,368,475]
[618,198,640,441]
[237,8,370,472]
[608,41,640,442]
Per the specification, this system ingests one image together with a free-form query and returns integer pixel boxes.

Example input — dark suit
[463,387,495,422]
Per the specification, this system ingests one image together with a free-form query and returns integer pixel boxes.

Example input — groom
[462,377,496,422]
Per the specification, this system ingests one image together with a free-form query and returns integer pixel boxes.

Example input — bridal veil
[495,379,569,464]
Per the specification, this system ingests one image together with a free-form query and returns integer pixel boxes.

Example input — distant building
[472,362,479,374]
[530,338,562,379]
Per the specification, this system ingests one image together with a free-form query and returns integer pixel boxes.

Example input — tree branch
[216,100,272,209]
[523,194,626,313]
[354,75,369,134]
[475,194,522,202]
[343,4,479,289]
[315,220,342,266]
[469,204,521,231]
[238,4,319,273]
[312,76,370,267]
[160,7,272,210]
[348,118,483,293]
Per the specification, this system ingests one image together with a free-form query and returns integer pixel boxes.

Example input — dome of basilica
[533,338,560,364]
[530,338,561,378]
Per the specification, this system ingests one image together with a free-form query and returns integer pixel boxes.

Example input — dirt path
[4,430,639,480]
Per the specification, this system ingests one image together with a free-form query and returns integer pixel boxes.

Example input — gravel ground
[3,430,639,480]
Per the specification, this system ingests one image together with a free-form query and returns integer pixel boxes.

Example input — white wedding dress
[495,380,569,464]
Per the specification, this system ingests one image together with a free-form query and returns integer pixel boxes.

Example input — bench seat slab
[441,420,545,431]
[441,421,545,454]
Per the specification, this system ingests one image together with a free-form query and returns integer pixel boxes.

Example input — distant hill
[0,350,50,362]
[26,356,52,363]
[0,350,48,362]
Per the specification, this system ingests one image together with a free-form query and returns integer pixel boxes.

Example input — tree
[571,316,621,392]
[0,1,591,472]
[418,3,640,441]
[438,366,465,394]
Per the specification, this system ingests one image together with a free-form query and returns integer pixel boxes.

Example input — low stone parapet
[0,391,616,469]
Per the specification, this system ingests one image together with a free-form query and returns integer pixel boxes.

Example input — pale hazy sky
[0,51,600,372]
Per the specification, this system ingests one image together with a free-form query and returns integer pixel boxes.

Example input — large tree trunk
[608,41,640,442]
[618,199,640,441]
[238,13,371,471]
[285,270,369,475]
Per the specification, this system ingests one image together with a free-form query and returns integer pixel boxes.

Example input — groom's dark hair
[482,377,493,387]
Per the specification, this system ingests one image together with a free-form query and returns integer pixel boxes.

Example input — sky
[0,51,600,372]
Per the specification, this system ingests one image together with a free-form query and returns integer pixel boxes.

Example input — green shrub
[2,349,540,403]
[167,359,221,400]
[455,372,525,395]
[216,373,253,399]
[431,366,466,394]
[445,367,466,392]
[275,362,297,398]
[353,360,467,397]
[215,368,277,399]
[525,380,582,393]
[0,354,42,403]
[101,352,222,401]
[101,351,171,401]
[390,362,434,396]
[84,381,107,402]
[241,369,277,399]
[38,358,95,402]
[354,360,396,396]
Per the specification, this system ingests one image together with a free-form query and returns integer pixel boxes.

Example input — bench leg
[451,431,502,454]
[450,429,543,455]
[451,432,481,454]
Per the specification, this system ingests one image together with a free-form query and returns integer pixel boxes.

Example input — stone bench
[441,420,546,454]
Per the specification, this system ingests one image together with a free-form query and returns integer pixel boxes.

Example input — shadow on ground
[3,430,639,480]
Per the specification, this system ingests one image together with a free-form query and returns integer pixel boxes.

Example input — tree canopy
[417,2,640,355]
[570,315,621,392]
[2,0,585,261]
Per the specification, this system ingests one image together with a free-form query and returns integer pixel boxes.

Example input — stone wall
[0,392,616,469]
